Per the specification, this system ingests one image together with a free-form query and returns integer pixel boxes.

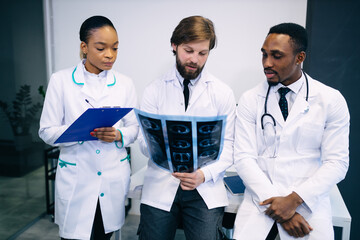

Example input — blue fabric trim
[72,67,84,85]
[115,129,124,149]
[58,158,76,168]
[107,74,116,86]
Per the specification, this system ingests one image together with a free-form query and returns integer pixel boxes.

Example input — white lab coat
[39,61,139,239]
[138,66,235,211]
[233,74,350,240]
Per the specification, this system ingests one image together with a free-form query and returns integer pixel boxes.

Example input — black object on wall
[305,0,360,239]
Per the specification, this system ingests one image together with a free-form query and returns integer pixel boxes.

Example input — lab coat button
[96,149,100,154]
[97,171,102,176]
[100,193,104,197]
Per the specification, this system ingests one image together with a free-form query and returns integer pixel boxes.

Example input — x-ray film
[135,109,226,173]
[137,114,169,170]
[167,120,194,172]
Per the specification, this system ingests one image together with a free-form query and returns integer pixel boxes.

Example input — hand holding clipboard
[55,107,132,143]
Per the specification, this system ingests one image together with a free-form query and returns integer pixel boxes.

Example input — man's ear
[171,43,178,55]
[296,51,306,65]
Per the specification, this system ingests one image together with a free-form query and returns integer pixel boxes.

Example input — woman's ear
[80,41,88,57]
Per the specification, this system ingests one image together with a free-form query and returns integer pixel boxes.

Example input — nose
[190,53,199,64]
[105,49,114,59]
[263,56,273,68]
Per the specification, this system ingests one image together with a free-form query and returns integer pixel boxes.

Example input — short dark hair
[79,15,116,44]
[170,16,216,54]
[268,23,308,54]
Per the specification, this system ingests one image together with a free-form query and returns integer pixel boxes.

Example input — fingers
[280,213,312,238]
[90,127,118,142]
[262,196,297,222]
[172,172,192,179]
[172,172,195,184]
[172,170,204,190]
[300,218,312,235]
[175,173,197,190]
[94,127,116,132]
[179,182,196,190]
[260,197,273,206]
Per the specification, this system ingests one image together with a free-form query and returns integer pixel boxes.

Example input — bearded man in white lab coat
[137,16,236,240]
[233,23,350,240]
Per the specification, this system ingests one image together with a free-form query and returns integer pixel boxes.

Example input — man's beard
[176,54,205,80]
[268,81,279,86]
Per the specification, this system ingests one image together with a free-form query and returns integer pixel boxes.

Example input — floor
[14,213,187,240]
[0,165,186,240]
[0,166,46,239]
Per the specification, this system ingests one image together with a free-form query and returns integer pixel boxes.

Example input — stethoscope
[261,69,309,130]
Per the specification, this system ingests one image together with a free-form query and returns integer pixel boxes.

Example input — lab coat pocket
[55,158,78,200]
[296,123,324,153]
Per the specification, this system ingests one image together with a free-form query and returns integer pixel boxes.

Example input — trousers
[138,186,224,240]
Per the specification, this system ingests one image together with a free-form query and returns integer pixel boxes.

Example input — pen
[85,99,95,108]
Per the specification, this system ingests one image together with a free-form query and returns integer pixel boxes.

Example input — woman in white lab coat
[39,16,138,240]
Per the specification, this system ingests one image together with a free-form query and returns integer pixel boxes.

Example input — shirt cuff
[201,167,213,183]
[115,129,124,149]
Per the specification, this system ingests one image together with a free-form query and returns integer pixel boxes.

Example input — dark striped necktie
[183,79,190,111]
[278,87,291,120]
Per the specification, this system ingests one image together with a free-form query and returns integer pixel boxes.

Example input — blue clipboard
[55,108,133,143]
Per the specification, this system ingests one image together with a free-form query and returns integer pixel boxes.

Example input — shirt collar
[82,59,108,79]
[273,72,305,94]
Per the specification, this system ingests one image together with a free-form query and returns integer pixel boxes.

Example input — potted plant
[0,84,42,150]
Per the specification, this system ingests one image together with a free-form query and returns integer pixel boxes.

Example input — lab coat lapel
[286,97,309,125]
[187,72,209,112]
[286,83,310,125]
[188,81,207,111]
[72,64,93,98]
[101,70,114,97]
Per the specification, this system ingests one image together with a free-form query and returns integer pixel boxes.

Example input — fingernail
[94,129,98,132]
[90,132,94,136]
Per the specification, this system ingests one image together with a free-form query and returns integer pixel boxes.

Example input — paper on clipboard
[55,108,133,143]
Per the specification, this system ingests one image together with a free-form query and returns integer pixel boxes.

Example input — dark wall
[304,0,360,239]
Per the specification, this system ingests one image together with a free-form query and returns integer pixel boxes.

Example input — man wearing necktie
[137,16,236,240]
[233,23,350,239]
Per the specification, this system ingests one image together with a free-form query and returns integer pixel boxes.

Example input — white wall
[45,0,307,174]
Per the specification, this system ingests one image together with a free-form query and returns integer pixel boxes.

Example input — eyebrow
[261,48,283,54]
[94,41,119,46]
[183,44,209,53]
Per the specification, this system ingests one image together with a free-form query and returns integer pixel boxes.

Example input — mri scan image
[138,114,169,170]
[197,120,223,167]
[166,120,193,172]
[135,109,226,173]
